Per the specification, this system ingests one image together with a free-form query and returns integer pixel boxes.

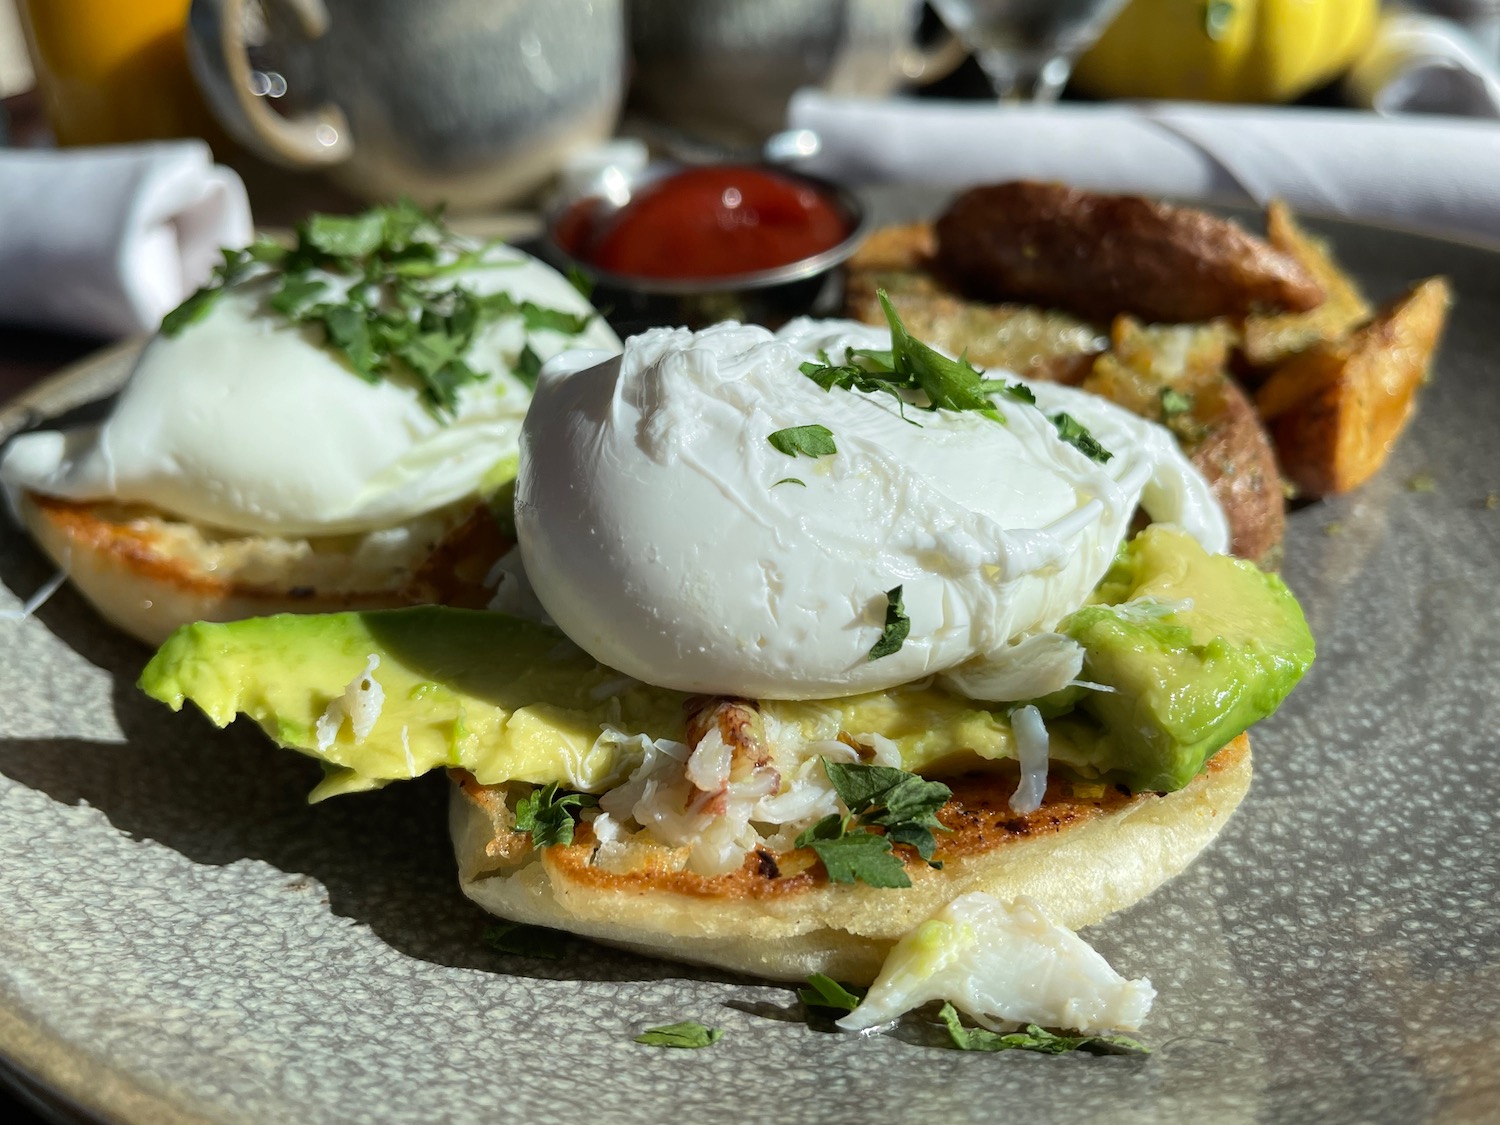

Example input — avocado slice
[140,607,690,800]
[139,529,1314,804]
[1057,526,1314,792]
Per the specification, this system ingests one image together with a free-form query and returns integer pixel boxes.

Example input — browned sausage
[936,182,1325,324]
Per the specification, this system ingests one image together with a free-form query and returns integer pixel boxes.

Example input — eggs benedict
[139,296,1314,1036]
[1,202,618,643]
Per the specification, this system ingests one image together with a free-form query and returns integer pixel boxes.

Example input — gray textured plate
[2,198,1499,1125]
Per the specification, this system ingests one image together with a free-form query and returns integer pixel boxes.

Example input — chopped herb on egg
[1051,412,1114,464]
[514,343,544,391]
[634,1021,724,1049]
[867,585,911,661]
[878,291,1004,422]
[772,477,806,488]
[768,424,838,458]
[159,199,596,419]
[937,1004,1150,1055]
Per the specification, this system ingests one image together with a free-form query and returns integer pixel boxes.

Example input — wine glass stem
[976,49,1074,104]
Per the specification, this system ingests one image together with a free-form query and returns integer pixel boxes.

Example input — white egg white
[0,247,619,537]
[516,318,1227,701]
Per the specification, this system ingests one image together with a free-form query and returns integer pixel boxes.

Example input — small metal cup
[541,163,870,335]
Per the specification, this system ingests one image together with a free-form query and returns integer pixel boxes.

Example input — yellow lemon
[1073,0,1379,104]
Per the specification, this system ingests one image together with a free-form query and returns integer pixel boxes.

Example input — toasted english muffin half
[16,491,509,646]
[451,733,1251,984]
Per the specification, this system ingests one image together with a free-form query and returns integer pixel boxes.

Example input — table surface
[0,329,99,1125]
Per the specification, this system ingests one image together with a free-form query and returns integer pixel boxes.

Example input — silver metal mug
[187,0,626,209]
[627,0,964,151]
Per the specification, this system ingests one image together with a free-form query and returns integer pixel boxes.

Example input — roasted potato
[935,182,1325,324]
[845,222,1106,384]
[1239,201,1372,374]
[1087,319,1286,565]
[1255,277,1451,497]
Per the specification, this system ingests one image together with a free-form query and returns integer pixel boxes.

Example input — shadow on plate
[0,527,752,991]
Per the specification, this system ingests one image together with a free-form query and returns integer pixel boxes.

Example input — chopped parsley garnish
[937,1004,1150,1055]
[514,343,544,391]
[768,424,838,458]
[867,585,910,662]
[513,781,598,848]
[773,477,806,488]
[792,290,1047,436]
[799,973,865,1015]
[1051,412,1114,463]
[795,820,911,887]
[794,760,952,887]
[482,922,567,960]
[878,291,1003,422]
[634,1021,724,1049]
[1159,387,1193,418]
[158,199,595,418]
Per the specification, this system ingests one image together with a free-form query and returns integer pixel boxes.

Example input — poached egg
[0,247,619,537]
[516,318,1227,701]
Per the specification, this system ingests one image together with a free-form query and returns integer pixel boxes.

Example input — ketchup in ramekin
[555,165,853,281]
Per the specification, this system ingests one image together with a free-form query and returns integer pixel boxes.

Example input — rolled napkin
[0,141,252,338]
[1345,11,1500,118]
[788,90,1500,245]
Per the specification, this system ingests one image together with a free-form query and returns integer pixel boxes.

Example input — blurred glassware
[186,0,625,210]
[928,0,1130,101]
[1408,1,1500,56]
[1072,0,1378,104]
[1345,8,1500,117]
[626,0,965,153]
[17,0,220,145]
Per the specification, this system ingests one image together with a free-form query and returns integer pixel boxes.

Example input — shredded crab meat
[837,893,1156,1034]
[314,654,384,752]
[595,700,880,877]
[1008,704,1050,815]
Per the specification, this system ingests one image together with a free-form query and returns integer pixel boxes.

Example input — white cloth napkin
[1347,11,1500,118]
[788,90,1500,245]
[0,141,252,338]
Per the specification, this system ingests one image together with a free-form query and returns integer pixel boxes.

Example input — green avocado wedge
[139,608,690,801]
[138,530,1314,804]
[1055,526,1316,792]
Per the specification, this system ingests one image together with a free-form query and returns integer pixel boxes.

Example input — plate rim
[1,199,1496,1125]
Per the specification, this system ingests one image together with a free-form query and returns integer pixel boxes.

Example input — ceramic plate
[2,198,1498,1125]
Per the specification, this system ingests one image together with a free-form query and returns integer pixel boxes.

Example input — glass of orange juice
[18,0,220,145]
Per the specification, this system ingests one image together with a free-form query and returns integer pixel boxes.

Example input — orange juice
[19,0,219,145]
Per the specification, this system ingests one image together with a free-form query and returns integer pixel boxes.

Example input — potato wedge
[846,221,1106,384]
[1239,202,1372,374]
[935,182,1325,324]
[1256,277,1451,497]
[1087,319,1286,565]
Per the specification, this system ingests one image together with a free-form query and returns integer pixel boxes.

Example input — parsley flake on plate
[481,922,567,960]
[937,1004,1149,1056]
[799,973,866,1015]
[634,1021,724,1049]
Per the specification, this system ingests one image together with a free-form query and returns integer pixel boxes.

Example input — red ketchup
[557,165,850,280]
